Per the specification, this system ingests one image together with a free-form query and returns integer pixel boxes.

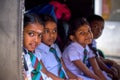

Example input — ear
[70,35,75,41]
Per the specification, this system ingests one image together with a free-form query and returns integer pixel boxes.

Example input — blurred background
[25,0,120,64]
[0,0,119,80]
[95,0,120,64]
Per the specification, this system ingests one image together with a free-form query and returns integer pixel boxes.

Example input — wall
[0,0,23,80]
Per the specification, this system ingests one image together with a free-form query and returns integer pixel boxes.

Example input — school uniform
[91,39,97,48]
[36,43,67,78]
[23,48,52,80]
[62,42,95,80]
[91,40,112,80]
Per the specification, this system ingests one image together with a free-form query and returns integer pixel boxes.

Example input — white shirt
[36,43,67,77]
[23,49,52,80]
[62,42,95,78]
[91,39,97,48]
[91,39,100,57]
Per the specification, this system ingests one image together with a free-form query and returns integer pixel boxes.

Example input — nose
[86,32,90,36]
[34,36,41,43]
[49,32,54,37]
[87,32,93,38]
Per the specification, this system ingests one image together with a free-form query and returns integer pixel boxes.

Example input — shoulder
[36,43,50,54]
[63,42,81,56]
[64,42,83,53]
[86,46,96,58]
[53,43,60,49]
[53,43,62,56]
[51,43,61,52]
[34,49,42,61]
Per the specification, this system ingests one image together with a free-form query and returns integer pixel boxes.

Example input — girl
[36,14,82,80]
[62,17,107,80]
[23,13,64,80]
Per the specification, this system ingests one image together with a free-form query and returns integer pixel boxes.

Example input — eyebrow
[26,30,43,34]
[44,27,57,30]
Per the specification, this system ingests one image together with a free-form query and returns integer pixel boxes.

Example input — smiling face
[23,22,44,52]
[90,20,104,39]
[42,21,57,46]
[70,24,93,47]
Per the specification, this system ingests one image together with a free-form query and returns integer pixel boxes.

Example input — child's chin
[28,48,35,52]
[86,41,92,44]
[47,42,54,46]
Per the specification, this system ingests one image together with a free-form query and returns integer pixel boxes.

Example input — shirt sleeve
[67,48,82,61]
[88,49,95,58]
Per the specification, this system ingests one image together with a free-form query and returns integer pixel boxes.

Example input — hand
[22,69,28,80]
[112,71,119,80]
[24,77,28,80]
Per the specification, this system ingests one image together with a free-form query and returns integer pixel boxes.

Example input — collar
[23,48,36,54]
[92,39,97,48]
[71,42,90,53]
[23,48,28,54]
[37,43,56,54]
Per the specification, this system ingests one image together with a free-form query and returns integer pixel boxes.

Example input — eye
[44,29,49,34]
[28,32,34,37]
[52,29,57,33]
[38,33,42,38]
[79,31,86,35]
[92,26,98,29]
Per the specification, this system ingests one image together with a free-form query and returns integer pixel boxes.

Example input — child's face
[23,23,44,52]
[90,21,104,39]
[71,25,93,47]
[42,21,57,46]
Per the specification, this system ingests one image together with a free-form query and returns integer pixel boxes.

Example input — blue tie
[49,47,66,78]
[28,51,43,80]
[83,49,91,68]
[83,48,87,63]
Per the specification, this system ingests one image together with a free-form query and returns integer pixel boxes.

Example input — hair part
[24,13,44,28]
[69,17,89,36]
[38,14,57,25]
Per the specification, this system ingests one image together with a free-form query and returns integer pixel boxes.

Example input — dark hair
[69,17,89,36]
[38,14,57,25]
[24,13,44,28]
[87,15,104,24]
[64,17,89,47]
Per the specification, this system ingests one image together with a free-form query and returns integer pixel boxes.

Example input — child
[87,14,120,80]
[23,13,64,80]
[62,17,109,80]
[36,14,82,80]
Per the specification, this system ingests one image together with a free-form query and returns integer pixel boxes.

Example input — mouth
[48,39,55,43]
[29,43,37,49]
[85,37,92,41]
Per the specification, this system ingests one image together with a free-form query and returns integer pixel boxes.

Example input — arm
[40,60,64,80]
[23,70,28,80]
[96,57,114,75]
[89,57,106,80]
[72,59,100,80]
[98,57,119,79]
[60,58,83,80]
[100,57,115,65]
